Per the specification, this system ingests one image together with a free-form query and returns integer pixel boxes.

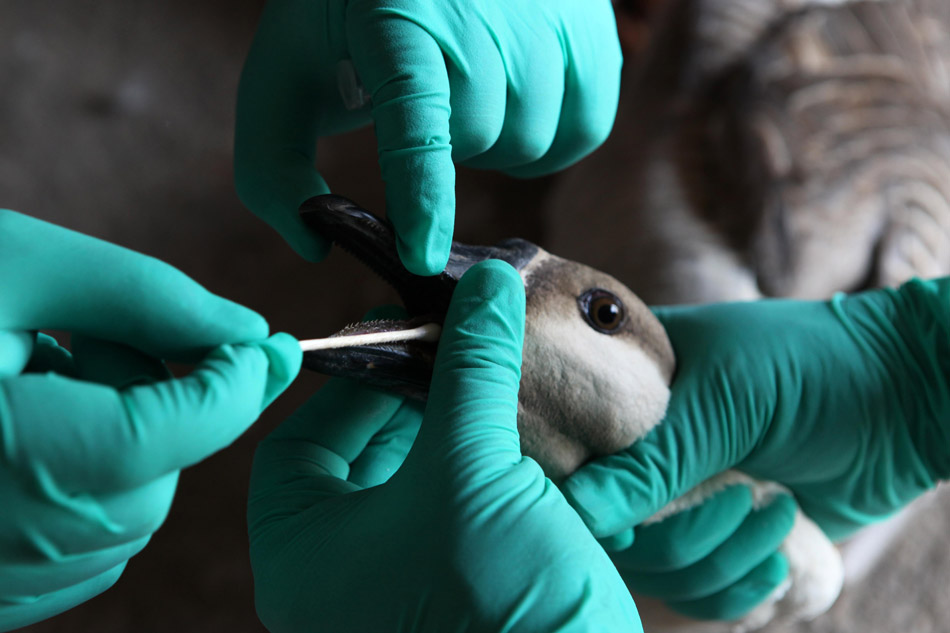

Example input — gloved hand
[0,210,301,631]
[613,484,796,622]
[247,261,640,633]
[234,0,622,275]
[563,277,950,548]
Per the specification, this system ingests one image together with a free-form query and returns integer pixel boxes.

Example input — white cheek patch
[523,310,672,452]
[576,334,672,446]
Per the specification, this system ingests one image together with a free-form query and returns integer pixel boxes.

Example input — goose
[298,194,843,633]
[547,0,950,305]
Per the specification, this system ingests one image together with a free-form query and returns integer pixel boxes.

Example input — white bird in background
[549,0,950,305]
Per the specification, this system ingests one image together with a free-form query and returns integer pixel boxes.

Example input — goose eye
[579,289,626,334]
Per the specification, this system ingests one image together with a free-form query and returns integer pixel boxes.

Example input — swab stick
[299,323,442,352]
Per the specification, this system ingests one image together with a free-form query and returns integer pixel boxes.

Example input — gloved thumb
[563,418,695,539]
[410,260,526,479]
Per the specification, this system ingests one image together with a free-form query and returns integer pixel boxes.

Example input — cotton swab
[298,323,442,352]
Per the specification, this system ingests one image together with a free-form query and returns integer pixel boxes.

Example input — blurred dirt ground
[2,1,947,631]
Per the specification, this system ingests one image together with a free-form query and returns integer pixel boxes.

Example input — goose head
[301,195,675,481]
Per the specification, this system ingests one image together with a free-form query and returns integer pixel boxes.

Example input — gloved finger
[622,494,796,602]
[260,378,405,481]
[505,3,622,178]
[22,333,75,377]
[443,31,506,162]
[666,552,790,622]
[234,0,361,262]
[71,335,171,387]
[0,560,126,632]
[249,379,403,512]
[0,471,179,562]
[562,313,741,537]
[460,34,563,171]
[615,485,754,572]
[561,414,716,539]
[409,260,526,477]
[248,378,405,523]
[1,334,300,494]
[0,330,35,377]
[347,10,454,276]
[0,210,269,361]
[0,535,149,597]
[347,398,422,488]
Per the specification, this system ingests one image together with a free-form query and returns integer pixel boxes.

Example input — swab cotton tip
[299,323,442,352]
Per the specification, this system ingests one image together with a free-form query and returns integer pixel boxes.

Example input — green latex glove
[614,485,795,622]
[563,277,950,548]
[234,0,622,275]
[247,261,640,633]
[0,211,302,631]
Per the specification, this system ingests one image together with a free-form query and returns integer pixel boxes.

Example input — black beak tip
[299,194,390,241]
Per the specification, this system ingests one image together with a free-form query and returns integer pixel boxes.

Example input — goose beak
[298,194,538,399]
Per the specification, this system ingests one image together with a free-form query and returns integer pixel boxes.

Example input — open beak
[298,194,538,400]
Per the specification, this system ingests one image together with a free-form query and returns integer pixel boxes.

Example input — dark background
[2,2,947,632]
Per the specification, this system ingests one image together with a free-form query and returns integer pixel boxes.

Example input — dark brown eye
[578,289,626,334]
